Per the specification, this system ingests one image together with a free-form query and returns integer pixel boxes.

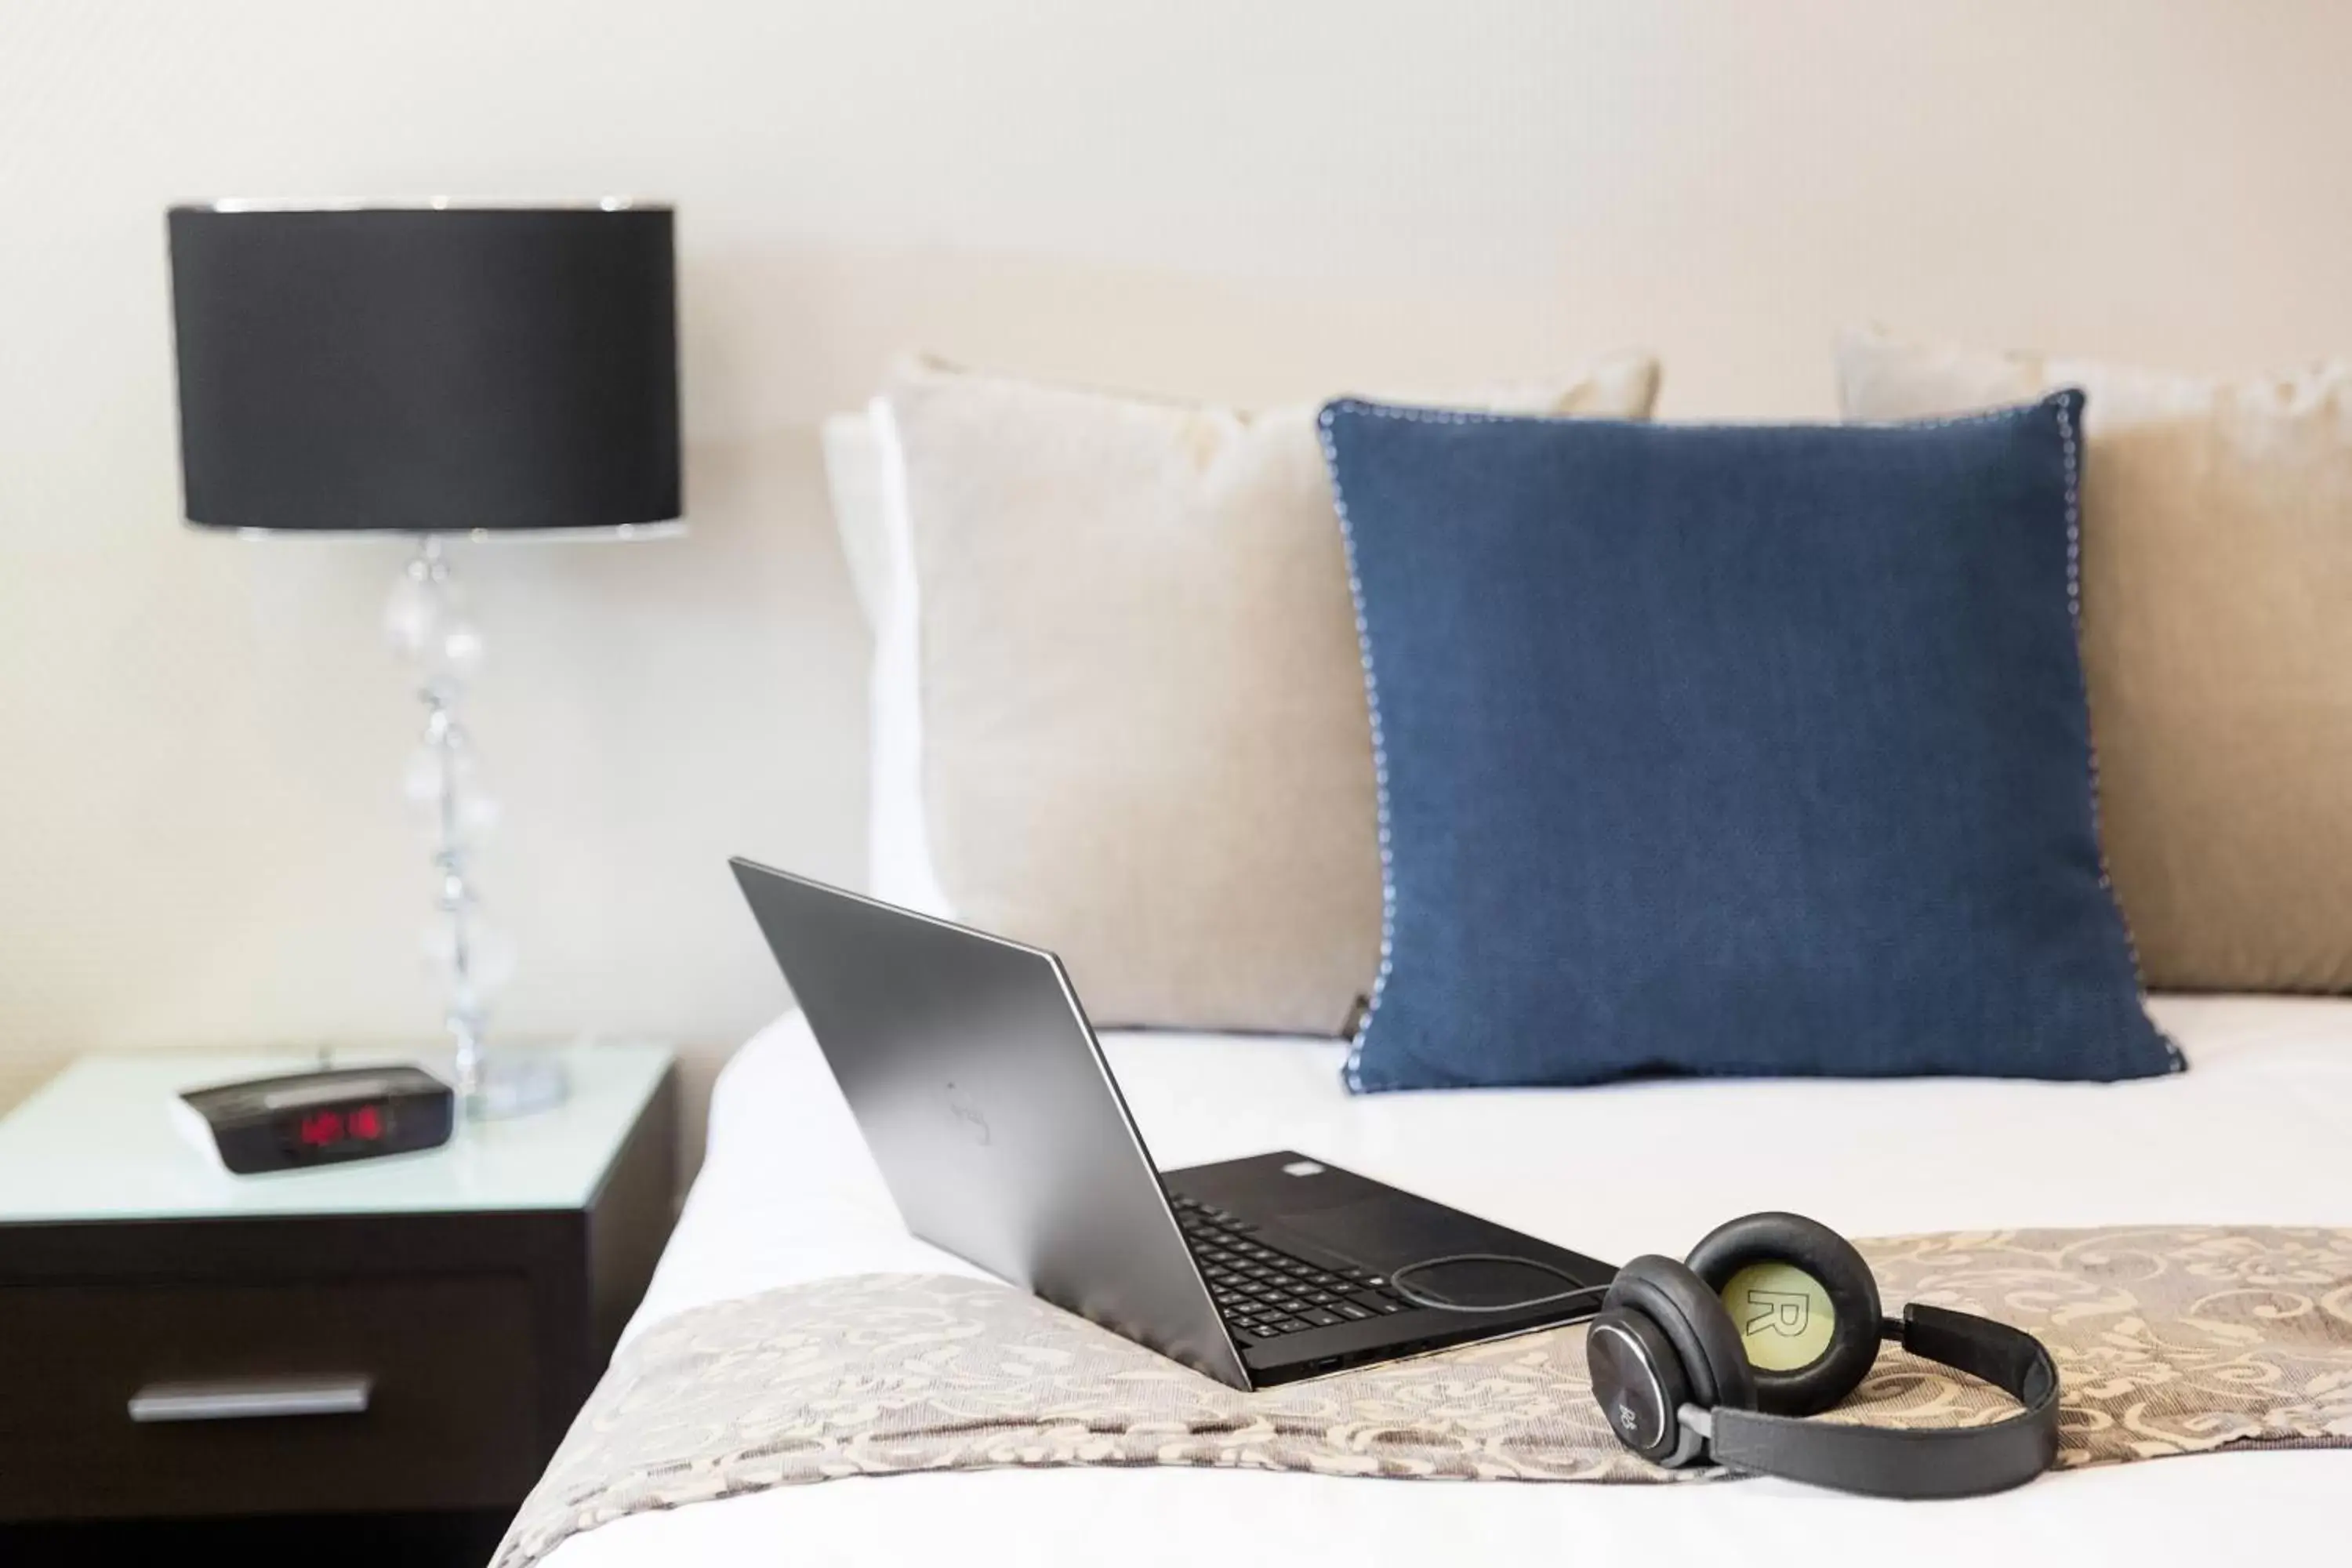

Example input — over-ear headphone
[1586,1212,2061,1497]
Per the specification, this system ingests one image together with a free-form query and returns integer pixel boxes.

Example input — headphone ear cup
[1601,1256,1756,1416]
[1686,1212,1882,1417]
[1585,1305,1696,1466]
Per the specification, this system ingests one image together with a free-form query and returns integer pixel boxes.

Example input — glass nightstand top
[0,1044,672,1222]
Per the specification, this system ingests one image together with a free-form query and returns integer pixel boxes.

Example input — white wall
[5,0,2351,1160]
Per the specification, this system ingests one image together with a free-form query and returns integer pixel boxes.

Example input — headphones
[1586,1212,2061,1497]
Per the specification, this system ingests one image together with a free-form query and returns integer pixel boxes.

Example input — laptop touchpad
[1273,1195,1572,1308]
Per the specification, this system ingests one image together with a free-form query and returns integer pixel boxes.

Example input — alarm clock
[174,1065,455,1174]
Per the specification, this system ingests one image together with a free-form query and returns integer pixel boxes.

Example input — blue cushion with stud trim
[1317,392,2178,1091]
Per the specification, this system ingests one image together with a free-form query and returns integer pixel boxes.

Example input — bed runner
[496,1226,2352,1566]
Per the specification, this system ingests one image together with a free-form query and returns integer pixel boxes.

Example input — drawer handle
[128,1375,373,1424]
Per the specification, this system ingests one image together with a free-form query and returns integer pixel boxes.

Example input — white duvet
[550,996,2352,1567]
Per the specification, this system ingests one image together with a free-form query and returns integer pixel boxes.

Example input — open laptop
[731,858,1613,1390]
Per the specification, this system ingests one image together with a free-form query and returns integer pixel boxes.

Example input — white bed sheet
[554,997,2352,1567]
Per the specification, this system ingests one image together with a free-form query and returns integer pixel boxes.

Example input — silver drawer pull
[128,1375,373,1424]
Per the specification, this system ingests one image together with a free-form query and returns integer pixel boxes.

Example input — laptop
[731,858,1614,1390]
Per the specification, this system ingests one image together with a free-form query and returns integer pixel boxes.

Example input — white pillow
[818,412,893,637]
[818,405,956,918]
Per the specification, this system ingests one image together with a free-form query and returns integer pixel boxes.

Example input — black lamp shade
[169,205,681,532]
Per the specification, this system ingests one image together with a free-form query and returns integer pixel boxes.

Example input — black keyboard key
[1185,1216,1429,1338]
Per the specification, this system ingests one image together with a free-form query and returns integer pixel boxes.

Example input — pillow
[1319,393,2178,1091]
[821,411,894,637]
[882,353,1661,1033]
[821,408,956,920]
[1838,328,2352,993]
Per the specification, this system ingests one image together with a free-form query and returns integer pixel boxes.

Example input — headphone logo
[1616,1404,1639,1432]
[1743,1287,1812,1338]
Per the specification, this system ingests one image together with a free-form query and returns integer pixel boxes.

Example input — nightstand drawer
[0,1276,542,1521]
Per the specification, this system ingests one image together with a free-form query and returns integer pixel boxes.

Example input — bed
[539,994,2352,1567]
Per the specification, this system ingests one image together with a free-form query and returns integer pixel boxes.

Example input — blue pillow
[1318,393,2178,1092]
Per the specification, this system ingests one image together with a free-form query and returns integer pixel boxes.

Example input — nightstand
[0,1044,675,1560]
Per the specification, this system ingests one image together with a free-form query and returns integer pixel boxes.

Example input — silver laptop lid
[729,859,1248,1388]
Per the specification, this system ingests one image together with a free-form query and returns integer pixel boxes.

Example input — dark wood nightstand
[0,1045,676,1564]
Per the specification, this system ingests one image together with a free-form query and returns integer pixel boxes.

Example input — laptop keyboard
[1170,1193,1413,1341]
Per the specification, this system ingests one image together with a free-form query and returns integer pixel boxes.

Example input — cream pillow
[1838,327,2352,993]
[883,354,1661,1033]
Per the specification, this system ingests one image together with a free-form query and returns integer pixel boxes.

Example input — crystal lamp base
[458,1054,572,1121]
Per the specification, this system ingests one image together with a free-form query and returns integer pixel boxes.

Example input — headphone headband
[1699,1304,2060,1498]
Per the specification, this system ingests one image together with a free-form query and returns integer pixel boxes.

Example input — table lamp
[166,201,683,1117]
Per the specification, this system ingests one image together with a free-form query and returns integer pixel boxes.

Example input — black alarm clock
[175,1065,455,1174]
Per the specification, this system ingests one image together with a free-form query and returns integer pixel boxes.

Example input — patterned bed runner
[497,1227,2352,1566]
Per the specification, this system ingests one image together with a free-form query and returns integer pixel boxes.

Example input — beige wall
[5,1,2351,1160]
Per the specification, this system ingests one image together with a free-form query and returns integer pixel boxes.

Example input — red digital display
[297,1103,387,1148]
